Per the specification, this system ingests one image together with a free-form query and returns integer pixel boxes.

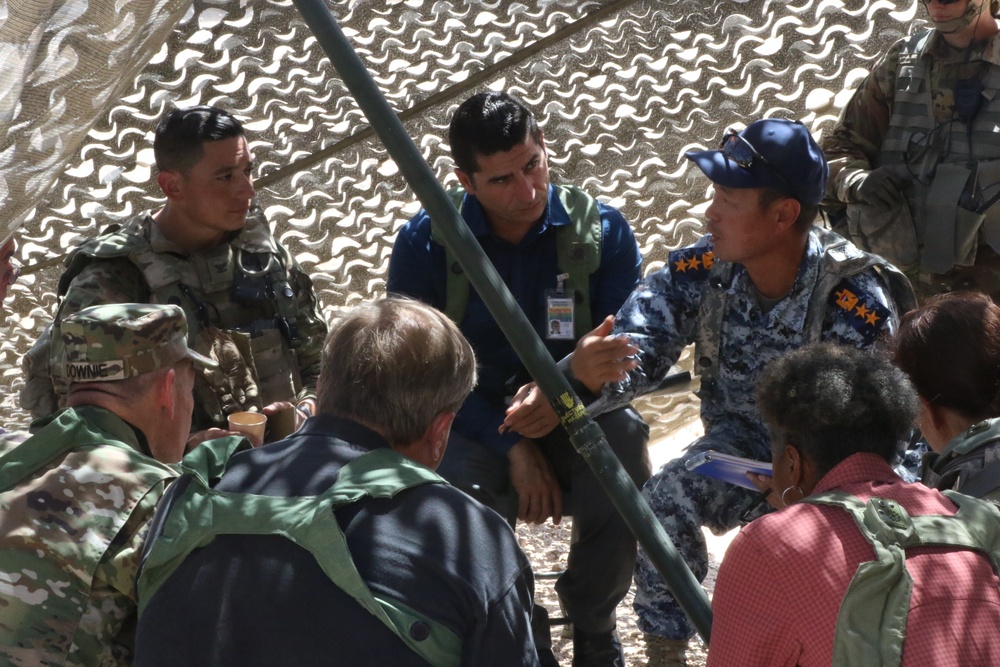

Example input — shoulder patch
[668,247,714,282]
[829,278,892,342]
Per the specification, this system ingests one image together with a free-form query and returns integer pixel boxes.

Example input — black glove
[851,167,911,209]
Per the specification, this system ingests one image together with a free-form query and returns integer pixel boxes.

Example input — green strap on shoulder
[0,408,174,492]
[433,184,602,338]
[137,448,462,667]
[804,490,1000,667]
[178,435,252,487]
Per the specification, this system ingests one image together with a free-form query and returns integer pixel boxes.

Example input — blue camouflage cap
[55,303,217,383]
[685,118,829,205]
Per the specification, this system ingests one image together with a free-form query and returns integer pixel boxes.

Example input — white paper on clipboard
[684,450,772,490]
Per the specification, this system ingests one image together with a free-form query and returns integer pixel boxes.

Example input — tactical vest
[804,490,1000,667]
[923,417,1000,502]
[51,212,304,427]
[853,29,1000,274]
[431,185,602,340]
[136,448,462,667]
[694,228,915,393]
[0,407,244,663]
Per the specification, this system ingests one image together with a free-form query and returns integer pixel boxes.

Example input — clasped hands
[499,316,638,525]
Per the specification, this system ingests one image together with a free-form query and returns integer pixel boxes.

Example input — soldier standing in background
[822,0,1000,300]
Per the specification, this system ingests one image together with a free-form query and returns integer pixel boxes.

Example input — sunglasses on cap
[718,128,798,197]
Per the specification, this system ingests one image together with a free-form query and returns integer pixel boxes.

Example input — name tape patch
[65,361,127,382]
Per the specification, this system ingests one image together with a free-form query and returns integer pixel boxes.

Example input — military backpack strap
[136,448,462,667]
[178,435,253,487]
[804,490,1000,667]
[693,253,730,391]
[430,187,472,325]
[431,185,602,337]
[554,185,602,338]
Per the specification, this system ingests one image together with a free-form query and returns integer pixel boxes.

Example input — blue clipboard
[684,450,772,490]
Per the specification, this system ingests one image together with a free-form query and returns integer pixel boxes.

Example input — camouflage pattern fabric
[56,303,216,383]
[591,232,902,639]
[20,209,327,429]
[0,405,177,665]
[822,27,1000,298]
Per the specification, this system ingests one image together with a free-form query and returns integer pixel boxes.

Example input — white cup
[228,411,267,445]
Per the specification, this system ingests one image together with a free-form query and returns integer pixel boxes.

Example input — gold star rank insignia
[829,278,892,343]
[835,288,858,312]
[669,247,713,282]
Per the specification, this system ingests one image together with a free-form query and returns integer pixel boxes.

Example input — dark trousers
[438,406,651,634]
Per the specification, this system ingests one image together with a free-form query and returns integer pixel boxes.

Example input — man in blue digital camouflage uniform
[569,119,913,666]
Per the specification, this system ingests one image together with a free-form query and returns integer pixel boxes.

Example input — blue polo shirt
[387,184,641,457]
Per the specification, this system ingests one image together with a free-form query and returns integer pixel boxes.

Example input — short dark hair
[758,187,819,233]
[894,291,1000,422]
[317,297,477,446]
[448,92,543,175]
[756,343,918,478]
[154,106,245,173]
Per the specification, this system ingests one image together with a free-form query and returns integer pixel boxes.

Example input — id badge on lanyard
[545,272,575,340]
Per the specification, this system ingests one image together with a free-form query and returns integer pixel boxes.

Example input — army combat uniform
[0,303,245,665]
[823,27,1000,300]
[21,209,328,430]
[589,229,907,640]
[0,407,180,665]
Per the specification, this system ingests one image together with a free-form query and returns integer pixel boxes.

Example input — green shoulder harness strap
[0,410,243,493]
[432,184,602,339]
[136,447,462,667]
[804,490,1000,667]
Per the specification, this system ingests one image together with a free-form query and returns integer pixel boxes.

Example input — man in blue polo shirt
[388,91,650,667]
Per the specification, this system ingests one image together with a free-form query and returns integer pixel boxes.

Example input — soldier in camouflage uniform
[570,119,912,665]
[822,0,1000,301]
[0,303,243,665]
[20,106,328,444]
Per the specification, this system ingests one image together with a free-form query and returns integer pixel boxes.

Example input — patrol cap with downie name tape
[56,303,217,383]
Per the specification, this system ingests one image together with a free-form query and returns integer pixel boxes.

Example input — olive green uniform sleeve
[822,41,904,204]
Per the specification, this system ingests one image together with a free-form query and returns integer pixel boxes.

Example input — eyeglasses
[719,128,798,198]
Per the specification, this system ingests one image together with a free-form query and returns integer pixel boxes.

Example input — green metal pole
[290,0,713,642]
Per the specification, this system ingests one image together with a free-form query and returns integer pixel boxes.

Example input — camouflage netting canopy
[0,0,922,431]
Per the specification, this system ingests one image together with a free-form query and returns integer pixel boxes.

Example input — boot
[572,628,624,667]
[643,634,688,667]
